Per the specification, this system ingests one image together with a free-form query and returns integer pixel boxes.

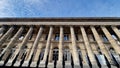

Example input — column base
[92,64,99,68]
[6,60,12,66]
[56,61,63,68]
[14,61,20,67]
[111,65,117,68]
[65,62,72,68]
[101,65,108,68]
[74,64,81,68]
[0,61,4,66]
[22,61,29,67]
[39,61,46,68]
[30,62,37,67]
[74,63,81,68]
[47,62,54,68]
[83,64,90,68]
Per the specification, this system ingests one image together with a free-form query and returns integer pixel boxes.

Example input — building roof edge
[0,17,120,22]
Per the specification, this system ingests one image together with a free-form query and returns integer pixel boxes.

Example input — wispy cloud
[0,0,120,17]
[23,0,49,16]
[0,0,16,17]
[25,0,48,6]
[0,0,48,17]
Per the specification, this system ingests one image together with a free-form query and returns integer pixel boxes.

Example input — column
[70,26,80,68]
[30,45,43,67]
[1,26,24,66]
[101,26,120,54]
[0,26,18,65]
[22,26,43,67]
[90,26,113,68]
[47,46,54,68]
[0,26,14,46]
[57,26,63,68]
[22,43,32,66]
[79,44,90,68]
[80,26,99,68]
[13,26,33,67]
[39,26,53,67]
[65,49,72,68]
[0,26,12,54]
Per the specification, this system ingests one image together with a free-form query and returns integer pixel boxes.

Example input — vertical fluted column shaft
[70,26,80,63]
[58,26,63,61]
[7,26,24,48]
[27,26,43,61]
[0,26,14,45]
[33,46,42,61]
[21,26,33,46]
[101,26,120,54]
[90,26,112,63]
[80,26,97,64]
[10,26,33,61]
[48,46,53,62]
[3,26,24,51]
[0,26,23,63]
[43,26,53,61]
[0,26,14,57]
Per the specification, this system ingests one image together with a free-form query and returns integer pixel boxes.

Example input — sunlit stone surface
[0,18,120,68]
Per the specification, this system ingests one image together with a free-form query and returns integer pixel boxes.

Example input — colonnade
[0,25,120,68]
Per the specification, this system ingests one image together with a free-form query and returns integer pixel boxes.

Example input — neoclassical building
[0,18,120,68]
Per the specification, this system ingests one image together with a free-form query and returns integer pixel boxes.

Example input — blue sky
[0,0,120,17]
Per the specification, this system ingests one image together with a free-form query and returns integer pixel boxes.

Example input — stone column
[0,26,14,46]
[0,26,16,61]
[39,26,53,67]
[87,34,99,55]
[65,48,72,68]
[79,44,90,68]
[111,26,120,41]
[2,26,24,66]
[47,46,54,68]
[101,26,120,54]
[90,26,113,68]
[80,26,99,68]
[13,26,33,67]
[48,47,53,62]
[30,45,43,67]
[70,26,80,68]
[57,26,64,68]
[22,26,43,67]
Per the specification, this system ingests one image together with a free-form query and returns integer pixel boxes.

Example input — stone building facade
[0,18,120,68]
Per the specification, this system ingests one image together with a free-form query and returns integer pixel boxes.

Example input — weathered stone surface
[6,61,12,66]
[56,61,63,68]
[14,61,21,67]
[65,62,72,68]
[0,61,4,66]
[0,19,119,68]
[47,62,54,68]
[39,61,46,68]
[30,62,37,67]
[83,64,90,68]
[22,61,29,67]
